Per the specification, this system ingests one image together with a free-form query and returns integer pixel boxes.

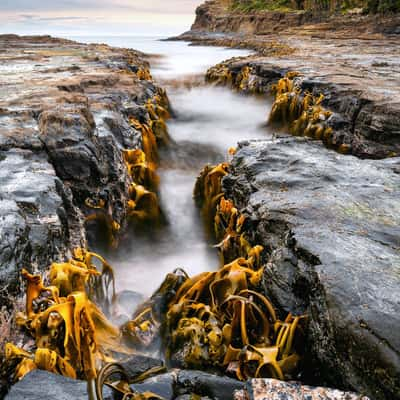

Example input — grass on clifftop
[231,0,295,12]
[230,0,400,12]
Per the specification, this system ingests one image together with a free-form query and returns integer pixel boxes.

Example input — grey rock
[222,138,400,400]
[5,370,112,400]
[0,34,166,308]
[176,370,244,400]
[120,354,164,381]
[132,372,176,400]
[205,56,400,159]
[0,149,81,308]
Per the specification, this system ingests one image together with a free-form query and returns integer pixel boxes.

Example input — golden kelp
[177,162,305,380]
[206,63,264,94]
[5,249,127,381]
[268,72,351,154]
[136,67,152,81]
[124,90,172,224]
[166,255,304,379]
[206,63,233,86]
[194,162,229,230]
[121,268,188,350]
[84,197,121,249]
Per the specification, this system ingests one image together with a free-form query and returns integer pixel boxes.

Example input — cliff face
[191,0,316,33]
[190,0,400,34]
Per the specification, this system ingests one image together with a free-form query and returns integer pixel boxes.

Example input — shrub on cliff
[230,0,400,12]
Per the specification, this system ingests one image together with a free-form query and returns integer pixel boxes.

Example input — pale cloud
[0,1,203,36]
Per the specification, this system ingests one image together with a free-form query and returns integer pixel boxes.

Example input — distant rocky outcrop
[189,0,400,35]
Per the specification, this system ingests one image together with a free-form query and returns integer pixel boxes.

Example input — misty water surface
[76,36,273,297]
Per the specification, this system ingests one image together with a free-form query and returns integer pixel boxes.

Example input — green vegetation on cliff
[230,0,400,12]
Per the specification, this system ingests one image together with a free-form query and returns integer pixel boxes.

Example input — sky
[0,1,204,37]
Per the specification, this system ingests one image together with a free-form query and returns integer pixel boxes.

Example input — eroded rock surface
[0,149,76,307]
[5,368,243,400]
[204,49,400,158]
[221,138,400,399]
[0,35,163,308]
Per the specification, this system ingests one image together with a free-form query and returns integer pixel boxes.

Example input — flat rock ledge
[222,138,400,400]
[206,55,400,159]
[0,35,163,309]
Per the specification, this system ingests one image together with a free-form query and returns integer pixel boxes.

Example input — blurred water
[73,35,251,79]
[76,36,272,297]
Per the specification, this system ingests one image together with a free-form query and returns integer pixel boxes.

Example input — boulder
[5,370,112,400]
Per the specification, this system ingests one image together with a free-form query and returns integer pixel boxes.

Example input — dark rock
[0,34,164,309]
[222,138,400,400]
[0,149,83,308]
[206,59,400,159]
[5,370,113,400]
[176,370,244,400]
[132,372,176,400]
[120,354,164,381]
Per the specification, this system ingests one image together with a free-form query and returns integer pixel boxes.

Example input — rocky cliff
[191,0,400,35]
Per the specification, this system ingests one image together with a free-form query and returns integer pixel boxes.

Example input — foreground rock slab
[5,370,112,400]
[223,138,400,399]
[5,368,243,400]
[236,379,369,400]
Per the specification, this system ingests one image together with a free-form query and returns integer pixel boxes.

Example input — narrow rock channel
[1,33,398,400]
[96,39,269,298]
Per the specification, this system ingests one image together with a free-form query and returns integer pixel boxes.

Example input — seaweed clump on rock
[162,162,306,381]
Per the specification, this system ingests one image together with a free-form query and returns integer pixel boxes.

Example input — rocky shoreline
[0,11,399,400]
[0,34,170,395]
[0,34,169,307]
[172,1,400,159]
[222,138,400,399]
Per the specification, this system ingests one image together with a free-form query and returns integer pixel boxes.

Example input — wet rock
[120,354,164,381]
[0,149,82,308]
[241,379,369,400]
[0,34,165,306]
[222,138,400,400]
[176,370,244,400]
[130,369,244,400]
[5,369,113,400]
[206,59,400,159]
[132,372,176,400]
